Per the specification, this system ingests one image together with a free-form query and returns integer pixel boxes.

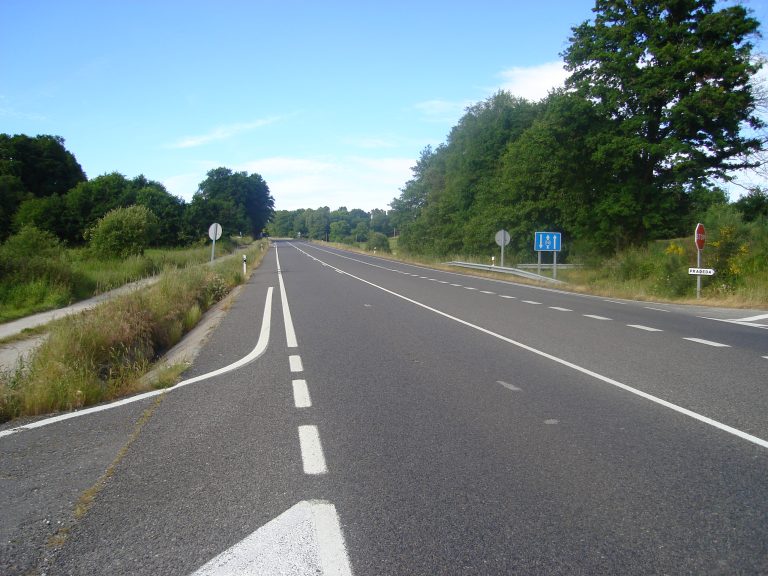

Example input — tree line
[0,134,274,248]
[389,0,766,260]
[268,206,395,243]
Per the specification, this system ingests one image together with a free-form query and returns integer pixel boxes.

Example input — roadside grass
[314,233,768,308]
[0,239,243,323]
[0,240,268,423]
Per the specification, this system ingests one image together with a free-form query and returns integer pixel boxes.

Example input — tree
[563,0,763,244]
[189,168,274,239]
[87,205,159,259]
[134,179,185,246]
[62,173,135,243]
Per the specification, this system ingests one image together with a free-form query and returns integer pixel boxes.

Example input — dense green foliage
[1,135,274,245]
[390,0,764,258]
[267,206,394,243]
[86,205,160,259]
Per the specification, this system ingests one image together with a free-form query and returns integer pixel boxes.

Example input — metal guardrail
[447,261,565,284]
[516,263,582,270]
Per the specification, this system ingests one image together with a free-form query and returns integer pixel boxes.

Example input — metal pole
[537,251,541,276]
[553,251,557,280]
[501,241,505,268]
[696,248,702,299]
[211,236,216,262]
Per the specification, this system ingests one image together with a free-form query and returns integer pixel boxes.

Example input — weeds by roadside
[0,240,268,423]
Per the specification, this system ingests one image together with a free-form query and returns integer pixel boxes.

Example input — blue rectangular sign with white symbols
[534,231,561,252]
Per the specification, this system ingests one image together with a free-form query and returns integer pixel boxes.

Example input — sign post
[534,231,562,279]
[694,223,706,299]
[209,222,222,262]
[495,229,511,267]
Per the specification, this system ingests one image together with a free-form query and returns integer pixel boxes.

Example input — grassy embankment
[0,239,269,423]
[322,212,768,308]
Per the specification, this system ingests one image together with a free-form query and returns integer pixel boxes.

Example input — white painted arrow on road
[190,500,352,576]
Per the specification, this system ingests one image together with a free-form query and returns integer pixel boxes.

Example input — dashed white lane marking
[299,425,328,475]
[292,380,312,408]
[584,314,611,320]
[497,380,522,392]
[645,307,670,312]
[289,355,304,372]
[549,306,571,312]
[1,287,275,440]
[500,295,516,299]
[438,280,449,284]
[450,283,462,287]
[733,313,768,322]
[683,338,730,348]
[522,300,541,305]
[480,290,495,295]
[464,287,477,291]
[290,243,768,450]
[763,356,768,360]
[275,247,299,348]
[628,325,663,332]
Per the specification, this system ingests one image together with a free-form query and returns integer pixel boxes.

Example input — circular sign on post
[495,229,511,247]
[209,223,223,241]
[694,223,706,251]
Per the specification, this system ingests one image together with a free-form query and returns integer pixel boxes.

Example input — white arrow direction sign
[190,500,352,576]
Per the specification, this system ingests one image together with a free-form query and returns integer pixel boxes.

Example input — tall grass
[0,240,269,422]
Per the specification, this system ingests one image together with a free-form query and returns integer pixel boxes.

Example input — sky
[2,1,767,212]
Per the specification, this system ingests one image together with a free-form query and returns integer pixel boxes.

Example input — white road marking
[645,307,669,312]
[1,287,275,440]
[522,300,541,305]
[732,313,768,322]
[438,281,449,284]
[549,306,571,312]
[292,380,312,408]
[289,244,768,450]
[464,286,477,290]
[497,380,522,392]
[683,338,730,348]
[299,425,328,475]
[289,355,304,372]
[480,290,495,295]
[628,325,663,332]
[450,283,462,287]
[189,500,352,576]
[584,314,611,320]
[500,295,516,299]
[763,356,768,360]
[275,246,299,348]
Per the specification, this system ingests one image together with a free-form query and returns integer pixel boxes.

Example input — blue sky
[2,1,766,211]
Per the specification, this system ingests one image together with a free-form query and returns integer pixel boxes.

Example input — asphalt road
[1,241,767,575]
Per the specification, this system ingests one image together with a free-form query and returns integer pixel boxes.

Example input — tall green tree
[563,0,763,244]
[189,168,274,238]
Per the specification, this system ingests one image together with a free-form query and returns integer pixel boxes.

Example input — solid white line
[299,425,328,474]
[549,307,572,312]
[289,355,304,372]
[292,379,312,408]
[584,314,611,320]
[0,287,275,441]
[628,325,663,332]
[275,246,298,348]
[683,338,730,348]
[288,244,768,450]
[522,300,541,305]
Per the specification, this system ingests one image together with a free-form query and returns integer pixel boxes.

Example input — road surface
[1,241,767,575]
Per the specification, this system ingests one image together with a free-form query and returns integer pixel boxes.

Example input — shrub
[366,232,391,253]
[87,205,159,259]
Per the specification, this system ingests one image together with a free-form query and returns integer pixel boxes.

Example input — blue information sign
[534,231,561,252]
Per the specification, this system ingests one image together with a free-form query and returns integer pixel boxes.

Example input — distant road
[2,241,767,575]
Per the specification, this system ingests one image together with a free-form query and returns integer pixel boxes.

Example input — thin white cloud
[413,99,472,123]
[237,155,413,211]
[169,116,282,149]
[497,61,569,101]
